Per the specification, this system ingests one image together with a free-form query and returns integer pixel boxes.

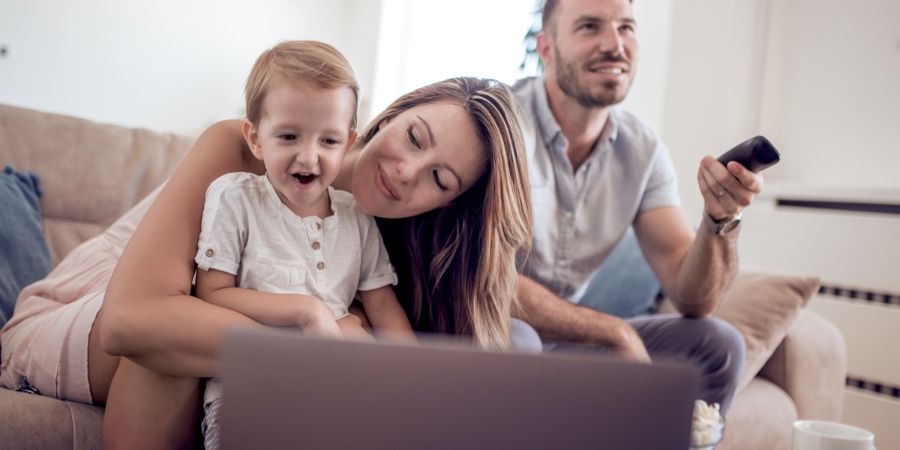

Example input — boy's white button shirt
[195,172,398,318]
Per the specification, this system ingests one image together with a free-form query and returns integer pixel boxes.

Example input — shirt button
[205,248,215,258]
[311,241,321,250]
[316,261,325,270]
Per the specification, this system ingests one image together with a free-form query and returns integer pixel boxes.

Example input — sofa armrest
[758,308,847,421]
[0,387,104,449]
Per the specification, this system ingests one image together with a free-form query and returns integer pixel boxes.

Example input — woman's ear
[242,119,263,161]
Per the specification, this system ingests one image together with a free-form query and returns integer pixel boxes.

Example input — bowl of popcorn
[690,400,725,449]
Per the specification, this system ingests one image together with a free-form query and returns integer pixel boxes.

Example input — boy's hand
[337,315,375,341]
[296,297,341,338]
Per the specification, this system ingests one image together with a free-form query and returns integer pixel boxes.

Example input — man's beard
[554,46,632,109]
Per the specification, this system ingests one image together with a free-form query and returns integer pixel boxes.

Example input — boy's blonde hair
[244,40,359,129]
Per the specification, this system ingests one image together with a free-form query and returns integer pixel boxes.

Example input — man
[512,0,763,413]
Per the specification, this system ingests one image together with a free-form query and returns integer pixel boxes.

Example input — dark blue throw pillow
[0,166,52,328]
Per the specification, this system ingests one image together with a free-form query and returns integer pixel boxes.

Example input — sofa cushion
[758,309,846,420]
[0,166,52,328]
[0,103,194,264]
[576,228,661,318]
[713,272,820,393]
[0,388,103,450]
[659,271,820,394]
[716,377,798,450]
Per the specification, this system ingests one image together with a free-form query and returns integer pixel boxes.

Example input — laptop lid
[220,328,698,450]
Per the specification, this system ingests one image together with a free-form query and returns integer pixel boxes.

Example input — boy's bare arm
[358,286,416,342]
[195,268,339,336]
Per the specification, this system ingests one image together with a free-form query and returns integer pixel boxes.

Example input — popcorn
[690,400,724,449]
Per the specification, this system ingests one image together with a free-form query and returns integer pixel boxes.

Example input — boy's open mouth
[292,173,318,185]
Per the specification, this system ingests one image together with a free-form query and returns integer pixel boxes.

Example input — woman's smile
[375,163,401,201]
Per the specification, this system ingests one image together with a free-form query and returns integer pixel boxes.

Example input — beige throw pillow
[658,271,820,393]
[712,271,820,392]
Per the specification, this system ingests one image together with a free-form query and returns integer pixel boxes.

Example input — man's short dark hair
[541,0,561,35]
[541,0,633,35]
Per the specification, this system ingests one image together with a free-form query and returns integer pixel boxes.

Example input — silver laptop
[219,328,698,450]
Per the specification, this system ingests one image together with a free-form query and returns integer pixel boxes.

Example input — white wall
[661,0,772,220]
[0,0,675,139]
[6,0,896,200]
[662,0,900,220]
[0,0,381,136]
[369,0,536,125]
[620,0,674,133]
[341,0,383,123]
[368,0,673,133]
[758,0,900,190]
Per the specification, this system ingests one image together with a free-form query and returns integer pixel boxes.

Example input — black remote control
[717,135,781,173]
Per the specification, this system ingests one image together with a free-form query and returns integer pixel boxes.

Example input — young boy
[193,40,415,450]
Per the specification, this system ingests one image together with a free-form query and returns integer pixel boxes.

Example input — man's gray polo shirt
[512,77,680,302]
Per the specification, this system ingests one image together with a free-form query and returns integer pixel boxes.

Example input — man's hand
[609,320,652,363]
[697,156,763,220]
[517,275,651,363]
[636,155,756,317]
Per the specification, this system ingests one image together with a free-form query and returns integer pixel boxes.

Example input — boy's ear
[346,130,358,150]
[242,119,263,161]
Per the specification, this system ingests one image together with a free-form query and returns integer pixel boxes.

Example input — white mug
[792,420,875,450]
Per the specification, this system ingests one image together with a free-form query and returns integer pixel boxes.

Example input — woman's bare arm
[359,286,416,342]
[98,119,268,378]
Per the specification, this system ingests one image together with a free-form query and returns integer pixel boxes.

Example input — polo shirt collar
[533,77,564,148]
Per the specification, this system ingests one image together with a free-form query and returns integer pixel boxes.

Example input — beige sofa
[0,103,192,450]
[0,103,847,449]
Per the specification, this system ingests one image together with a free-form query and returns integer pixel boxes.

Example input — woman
[0,77,533,448]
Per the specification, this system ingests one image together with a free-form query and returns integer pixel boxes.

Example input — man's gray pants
[510,315,745,414]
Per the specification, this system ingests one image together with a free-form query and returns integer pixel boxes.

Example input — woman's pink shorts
[0,189,157,404]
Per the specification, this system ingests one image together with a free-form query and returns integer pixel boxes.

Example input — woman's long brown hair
[359,77,532,349]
